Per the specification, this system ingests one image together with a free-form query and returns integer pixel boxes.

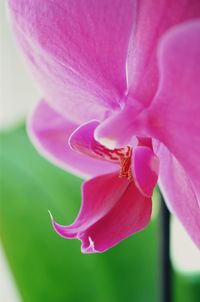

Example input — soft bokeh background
[1,4,200,302]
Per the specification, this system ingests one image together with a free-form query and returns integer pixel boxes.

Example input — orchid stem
[160,192,172,302]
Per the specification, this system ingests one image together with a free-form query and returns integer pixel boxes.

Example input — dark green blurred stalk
[160,192,172,302]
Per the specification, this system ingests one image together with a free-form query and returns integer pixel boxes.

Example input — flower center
[118,146,133,181]
[93,142,133,180]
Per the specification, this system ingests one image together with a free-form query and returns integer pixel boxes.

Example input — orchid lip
[47,121,158,252]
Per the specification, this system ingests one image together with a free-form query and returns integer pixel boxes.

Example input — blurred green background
[0,125,200,302]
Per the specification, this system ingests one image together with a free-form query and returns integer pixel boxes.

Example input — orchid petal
[148,20,200,206]
[7,0,136,123]
[133,146,159,197]
[50,173,152,253]
[70,120,129,164]
[127,0,200,105]
[50,174,129,237]
[28,100,118,179]
[69,121,100,160]
[155,142,200,249]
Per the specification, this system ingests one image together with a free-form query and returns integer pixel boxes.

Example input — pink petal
[50,173,152,253]
[69,121,101,160]
[70,120,131,164]
[28,100,117,179]
[70,120,118,162]
[155,142,200,249]
[148,20,200,206]
[127,0,200,105]
[7,0,136,123]
[133,146,159,197]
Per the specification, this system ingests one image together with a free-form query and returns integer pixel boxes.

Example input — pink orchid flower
[7,0,200,253]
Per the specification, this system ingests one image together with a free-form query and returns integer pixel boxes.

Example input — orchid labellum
[7,0,200,253]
